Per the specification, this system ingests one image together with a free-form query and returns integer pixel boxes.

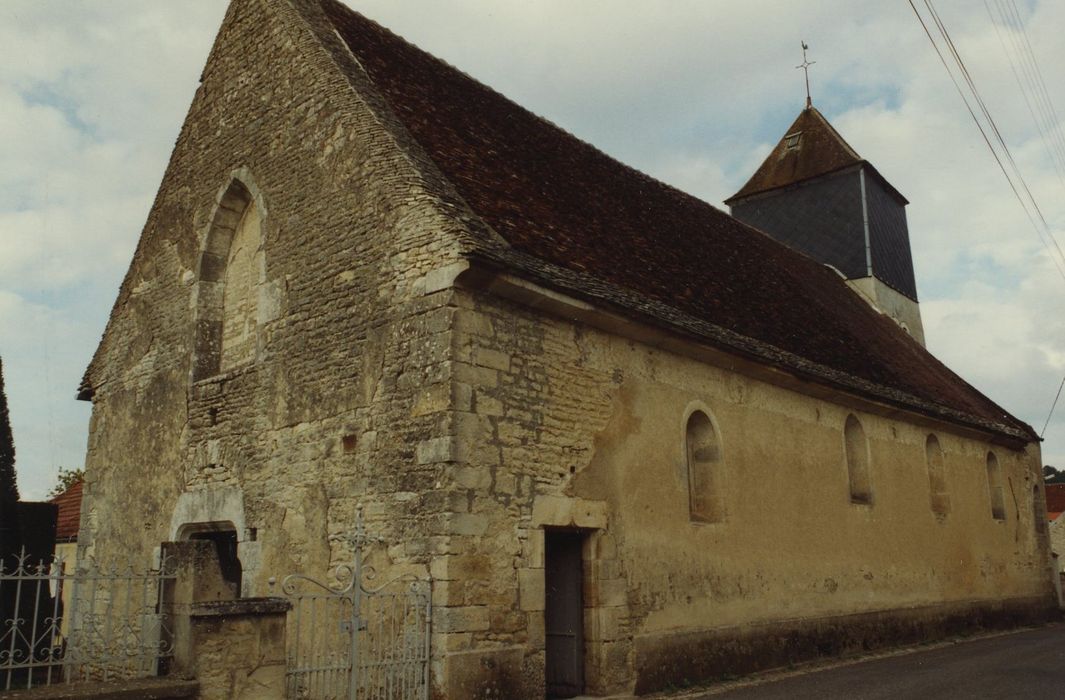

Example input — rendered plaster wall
[78,0,470,596]
[435,286,1055,697]
[1050,516,1065,572]
[847,276,926,346]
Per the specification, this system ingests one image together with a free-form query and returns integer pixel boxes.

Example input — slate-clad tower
[726,106,925,345]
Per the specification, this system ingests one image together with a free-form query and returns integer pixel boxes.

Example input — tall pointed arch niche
[192,174,268,381]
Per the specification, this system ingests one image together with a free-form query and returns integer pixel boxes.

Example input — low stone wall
[162,541,289,700]
[178,599,288,700]
[0,678,198,700]
[633,596,1061,694]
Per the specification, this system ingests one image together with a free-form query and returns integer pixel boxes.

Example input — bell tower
[725,106,925,345]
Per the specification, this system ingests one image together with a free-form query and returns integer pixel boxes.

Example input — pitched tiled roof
[49,479,82,542]
[317,0,1033,442]
[1046,484,1065,520]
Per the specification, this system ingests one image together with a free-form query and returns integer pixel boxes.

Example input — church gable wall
[438,285,1055,696]
[79,0,468,593]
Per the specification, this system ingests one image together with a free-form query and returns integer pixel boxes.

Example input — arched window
[925,434,950,516]
[986,451,1005,521]
[686,410,723,523]
[844,414,872,504]
[1033,484,1047,536]
[220,204,261,371]
[192,177,265,380]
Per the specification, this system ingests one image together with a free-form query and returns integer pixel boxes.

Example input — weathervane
[796,41,815,109]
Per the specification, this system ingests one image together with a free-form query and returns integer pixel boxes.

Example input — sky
[2,0,1064,499]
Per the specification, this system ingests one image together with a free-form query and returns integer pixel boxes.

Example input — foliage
[0,357,20,555]
[1044,465,1065,484]
[48,467,85,499]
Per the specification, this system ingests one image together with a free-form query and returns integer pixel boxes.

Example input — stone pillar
[162,541,290,700]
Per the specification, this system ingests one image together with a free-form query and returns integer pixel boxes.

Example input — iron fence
[279,509,431,699]
[0,549,175,691]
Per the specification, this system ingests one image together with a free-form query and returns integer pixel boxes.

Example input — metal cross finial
[796,40,815,108]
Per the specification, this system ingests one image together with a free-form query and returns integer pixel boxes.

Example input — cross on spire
[796,40,815,109]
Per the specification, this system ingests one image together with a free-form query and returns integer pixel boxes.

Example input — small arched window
[925,434,950,517]
[1033,484,1048,536]
[844,414,872,504]
[686,410,723,523]
[192,177,265,380]
[986,451,1005,521]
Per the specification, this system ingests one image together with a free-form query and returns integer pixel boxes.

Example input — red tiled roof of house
[1046,484,1065,520]
[312,0,1033,442]
[49,479,82,542]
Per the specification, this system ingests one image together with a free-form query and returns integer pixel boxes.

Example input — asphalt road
[706,624,1065,699]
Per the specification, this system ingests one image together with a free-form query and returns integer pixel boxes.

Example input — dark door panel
[545,530,584,698]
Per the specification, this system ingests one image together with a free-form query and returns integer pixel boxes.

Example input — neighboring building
[51,479,82,556]
[1046,483,1065,572]
[74,0,1057,696]
[49,479,82,641]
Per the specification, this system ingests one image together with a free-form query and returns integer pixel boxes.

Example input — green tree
[48,467,85,499]
[1044,465,1065,484]
[0,357,20,556]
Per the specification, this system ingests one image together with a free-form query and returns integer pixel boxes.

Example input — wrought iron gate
[0,549,174,690]
[278,512,431,700]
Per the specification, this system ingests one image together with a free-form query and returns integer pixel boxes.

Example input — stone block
[452,381,473,412]
[416,436,456,464]
[450,513,488,536]
[531,495,571,527]
[432,631,472,653]
[522,529,545,568]
[590,532,617,560]
[586,558,622,582]
[436,605,490,633]
[573,499,609,529]
[432,579,465,607]
[594,577,628,608]
[430,553,492,581]
[475,393,504,417]
[585,605,626,642]
[420,260,469,295]
[453,465,491,490]
[453,361,498,388]
[531,495,608,529]
[518,568,545,611]
[526,612,545,647]
[473,346,511,372]
[410,383,450,417]
[453,307,495,337]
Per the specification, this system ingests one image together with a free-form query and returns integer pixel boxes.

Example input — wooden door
[545,530,584,698]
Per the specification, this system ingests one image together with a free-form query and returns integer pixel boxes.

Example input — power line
[984,0,1065,191]
[909,0,1065,286]
[1042,375,1065,438]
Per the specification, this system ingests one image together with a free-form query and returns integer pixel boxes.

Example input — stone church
[75,0,1057,696]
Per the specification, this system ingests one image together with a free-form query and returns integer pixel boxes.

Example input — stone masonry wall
[437,284,1056,696]
[79,0,472,612]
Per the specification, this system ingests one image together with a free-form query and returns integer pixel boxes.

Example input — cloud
[2,0,1065,497]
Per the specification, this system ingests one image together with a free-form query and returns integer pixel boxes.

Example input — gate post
[162,541,290,699]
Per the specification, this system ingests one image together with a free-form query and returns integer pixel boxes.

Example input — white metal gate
[278,512,431,700]
[0,549,174,690]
